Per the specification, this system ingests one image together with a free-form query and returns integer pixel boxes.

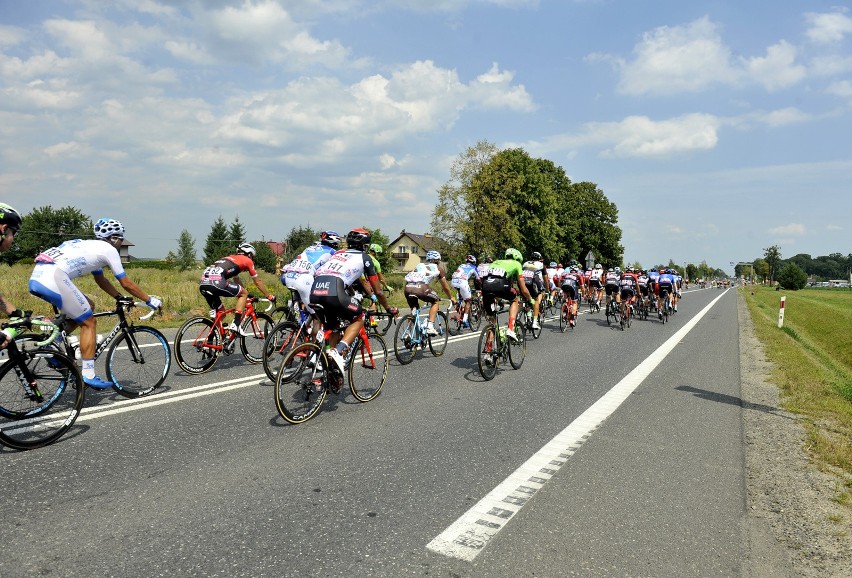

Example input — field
[742,285,852,506]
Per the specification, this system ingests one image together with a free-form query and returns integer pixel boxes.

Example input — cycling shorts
[404,282,440,309]
[481,276,517,313]
[588,279,602,289]
[310,275,362,329]
[604,283,619,296]
[524,279,542,299]
[200,276,242,310]
[28,264,94,324]
[282,271,315,314]
[620,287,636,300]
[560,281,578,302]
[450,279,472,301]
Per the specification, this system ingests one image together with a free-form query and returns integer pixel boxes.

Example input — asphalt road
[0,287,749,577]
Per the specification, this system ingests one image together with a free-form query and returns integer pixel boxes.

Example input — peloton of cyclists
[281,230,341,334]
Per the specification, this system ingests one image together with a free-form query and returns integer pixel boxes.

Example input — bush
[778,263,808,290]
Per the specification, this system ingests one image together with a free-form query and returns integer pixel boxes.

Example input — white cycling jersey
[34,239,126,280]
[405,262,441,284]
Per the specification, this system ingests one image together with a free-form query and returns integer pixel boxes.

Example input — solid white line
[426,289,730,562]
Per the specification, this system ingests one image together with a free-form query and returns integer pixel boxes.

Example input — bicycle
[174,296,274,374]
[364,301,397,336]
[274,313,389,424]
[393,302,449,364]
[0,315,84,450]
[261,309,318,383]
[53,296,170,397]
[446,292,482,335]
[605,296,621,326]
[559,296,577,333]
[658,292,673,324]
[516,299,542,340]
[267,296,300,327]
[477,309,526,381]
[619,297,634,330]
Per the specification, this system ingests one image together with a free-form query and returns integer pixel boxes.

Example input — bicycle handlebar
[2,316,61,347]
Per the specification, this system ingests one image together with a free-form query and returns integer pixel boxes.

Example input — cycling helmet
[626,267,634,273]
[368,243,383,254]
[595,263,602,270]
[321,230,342,249]
[425,250,441,262]
[93,218,125,239]
[505,248,522,262]
[549,261,557,268]
[346,228,371,250]
[570,259,578,267]
[614,266,621,273]
[237,242,256,259]
[532,251,542,261]
[466,254,477,264]
[607,268,614,272]
[0,203,22,232]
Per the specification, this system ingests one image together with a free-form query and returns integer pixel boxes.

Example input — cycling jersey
[619,272,639,298]
[521,259,546,297]
[199,254,259,311]
[281,243,336,313]
[29,239,126,323]
[451,263,479,301]
[481,258,524,311]
[545,267,557,289]
[311,249,378,327]
[405,262,443,285]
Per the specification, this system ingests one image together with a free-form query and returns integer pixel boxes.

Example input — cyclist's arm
[517,276,532,301]
[361,275,392,311]
[93,271,123,299]
[0,293,19,316]
[117,275,152,303]
[251,274,273,299]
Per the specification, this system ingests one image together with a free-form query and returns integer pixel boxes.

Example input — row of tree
[736,245,852,287]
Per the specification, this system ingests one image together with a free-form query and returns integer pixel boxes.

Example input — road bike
[0,315,83,450]
[53,296,170,397]
[446,292,483,335]
[605,295,621,326]
[174,296,274,374]
[559,296,577,333]
[364,301,396,336]
[393,303,448,364]
[658,292,674,324]
[261,307,319,383]
[477,310,525,381]
[620,297,634,330]
[516,299,542,340]
[274,314,389,424]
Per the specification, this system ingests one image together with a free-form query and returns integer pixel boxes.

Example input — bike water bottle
[498,326,506,342]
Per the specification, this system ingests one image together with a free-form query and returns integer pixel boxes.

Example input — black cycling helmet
[531,251,542,261]
[0,203,23,233]
[346,228,371,250]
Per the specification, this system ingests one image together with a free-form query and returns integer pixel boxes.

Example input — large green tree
[228,216,247,249]
[562,181,623,268]
[282,225,320,264]
[763,245,782,283]
[203,216,231,264]
[252,239,277,275]
[2,206,92,264]
[175,229,197,271]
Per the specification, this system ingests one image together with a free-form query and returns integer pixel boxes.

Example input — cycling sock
[335,341,348,354]
[82,358,95,379]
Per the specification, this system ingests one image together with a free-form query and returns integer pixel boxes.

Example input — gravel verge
[738,291,850,577]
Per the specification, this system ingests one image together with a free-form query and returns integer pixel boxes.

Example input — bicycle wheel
[239,312,274,364]
[469,300,483,331]
[174,317,220,374]
[348,333,388,402]
[0,348,84,450]
[106,326,171,397]
[274,342,326,424]
[528,310,542,340]
[508,324,526,369]
[559,303,568,333]
[269,305,295,327]
[262,321,302,382]
[393,315,419,365]
[477,325,498,381]
[446,305,462,336]
[428,311,449,357]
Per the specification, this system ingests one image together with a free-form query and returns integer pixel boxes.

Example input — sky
[1,0,851,273]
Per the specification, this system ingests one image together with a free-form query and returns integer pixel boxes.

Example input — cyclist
[560,265,583,328]
[656,268,676,318]
[281,231,340,332]
[450,254,480,328]
[619,267,640,319]
[671,268,682,312]
[403,250,454,336]
[480,248,533,341]
[636,268,650,311]
[604,267,620,313]
[367,243,393,295]
[310,228,397,375]
[588,263,604,309]
[647,268,660,311]
[28,218,161,389]
[0,203,24,347]
[200,243,276,335]
[521,251,549,330]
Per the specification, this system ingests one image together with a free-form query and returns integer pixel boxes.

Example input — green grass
[743,285,852,507]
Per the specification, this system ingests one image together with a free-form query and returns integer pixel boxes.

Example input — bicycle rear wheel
[428,311,449,357]
[106,326,171,397]
[0,348,84,450]
[239,312,274,364]
[262,321,302,382]
[274,342,326,424]
[469,300,483,331]
[174,317,220,374]
[446,305,462,336]
[348,333,388,402]
[477,325,498,381]
[559,304,569,333]
[509,324,526,369]
[393,315,419,365]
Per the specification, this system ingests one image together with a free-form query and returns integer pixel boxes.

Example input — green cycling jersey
[483,258,523,281]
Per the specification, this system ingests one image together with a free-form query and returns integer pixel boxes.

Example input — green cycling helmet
[369,243,383,254]
[504,248,522,262]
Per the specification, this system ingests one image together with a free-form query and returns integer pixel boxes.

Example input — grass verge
[742,285,851,507]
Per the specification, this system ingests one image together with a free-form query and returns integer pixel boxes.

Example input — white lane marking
[426,289,730,561]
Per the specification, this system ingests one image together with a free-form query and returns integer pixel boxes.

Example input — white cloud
[826,80,852,98]
[805,10,852,44]
[0,24,26,46]
[768,223,806,236]
[744,41,806,91]
[584,113,720,158]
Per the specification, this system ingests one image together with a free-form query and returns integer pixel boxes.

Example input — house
[387,230,447,272]
[119,239,134,264]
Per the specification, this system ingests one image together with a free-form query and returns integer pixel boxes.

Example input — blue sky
[2,1,850,272]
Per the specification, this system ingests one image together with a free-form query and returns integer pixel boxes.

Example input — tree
[753,258,769,283]
[203,216,230,264]
[176,229,197,271]
[2,206,92,264]
[686,263,698,281]
[252,240,277,275]
[561,182,623,268]
[778,263,807,290]
[228,216,247,248]
[282,225,319,264]
[763,245,782,284]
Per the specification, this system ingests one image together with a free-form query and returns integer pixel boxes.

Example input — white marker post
[777,296,786,328]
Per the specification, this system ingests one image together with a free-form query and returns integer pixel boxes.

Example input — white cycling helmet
[94,218,125,239]
[426,250,441,261]
[237,242,256,259]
